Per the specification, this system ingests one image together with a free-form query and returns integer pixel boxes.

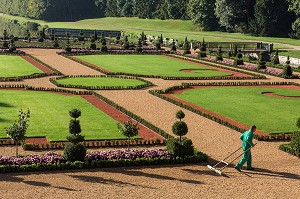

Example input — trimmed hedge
[26,54,62,75]
[50,75,154,90]
[149,81,297,141]
[279,144,300,157]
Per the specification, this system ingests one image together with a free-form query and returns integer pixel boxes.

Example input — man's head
[251,125,256,132]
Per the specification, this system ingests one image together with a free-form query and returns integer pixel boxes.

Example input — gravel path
[0,49,299,199]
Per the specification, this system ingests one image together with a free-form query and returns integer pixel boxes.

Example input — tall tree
[288,0,300,38]
[251,0,294,37]
[215,0,255,32]
[167,0,189,19]
[187,0,219,31]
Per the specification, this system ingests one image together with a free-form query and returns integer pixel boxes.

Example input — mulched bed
[21,55,54,74]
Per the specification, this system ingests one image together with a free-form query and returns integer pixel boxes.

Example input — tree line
[0,0,299,38]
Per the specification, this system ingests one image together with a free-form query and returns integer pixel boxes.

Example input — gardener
[234,125,256,172]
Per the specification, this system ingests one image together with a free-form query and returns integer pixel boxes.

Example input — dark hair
[251,125,256,130]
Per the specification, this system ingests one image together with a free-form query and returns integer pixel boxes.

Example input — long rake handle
[226,143,257,166]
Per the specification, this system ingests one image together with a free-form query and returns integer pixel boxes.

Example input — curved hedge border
[0,72,49,82]
[149,81,297,141]
[0,154,207,173]
[168,54,267,80]
[50,75,154,90]
[26,54,62,75]
[63,54,265,80]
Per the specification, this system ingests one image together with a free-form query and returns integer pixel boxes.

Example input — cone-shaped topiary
[123,35,130,50]
[216,46,223,61]
[183,37,191,54]
[283,56,293,77]
[272,49,280,65]
[171,41,176,51]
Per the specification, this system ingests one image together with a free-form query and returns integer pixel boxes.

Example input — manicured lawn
[0,90,128,141]
[0,55,43,77]
[76,55,231,77]
[55,76,148,88]
[173,86,300,133]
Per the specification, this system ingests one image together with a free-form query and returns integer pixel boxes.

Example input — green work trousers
[236,150,252,169]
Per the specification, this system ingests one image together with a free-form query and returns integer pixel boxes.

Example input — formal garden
[0,22,299,175]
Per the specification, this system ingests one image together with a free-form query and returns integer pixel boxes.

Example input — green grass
[277,50,300,59]
[2,14,300,47]
[55,76,148,88]
[76,55,231,77]
[0,55,43,77]
[173,86,300,133]
[0,90,129,141]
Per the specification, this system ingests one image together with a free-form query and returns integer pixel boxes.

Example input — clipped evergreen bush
[63,109,86,162]
[123,36,130,50]
[171,41,176,51]
[176,110,185,121]
[272,49,280,65]
[63,143,86,162]
[257,51,267,70]
[90,42,97,50]
[183,37,191,54]
[215,46,223,61]
[283,56,293,77]
[166,137,194,158]
[233,52,244,66]
[172,121,188,142]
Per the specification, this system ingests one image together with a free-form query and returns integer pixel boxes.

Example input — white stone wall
[279,56,300,67]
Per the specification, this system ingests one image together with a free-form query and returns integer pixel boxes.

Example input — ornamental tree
[176,110,185,121]
[6,109,30,156]
[117,119,139,150]
[64,109,86,162]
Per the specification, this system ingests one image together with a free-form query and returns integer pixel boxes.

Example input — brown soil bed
[21,55,54,74]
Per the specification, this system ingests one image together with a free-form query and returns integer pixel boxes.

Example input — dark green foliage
[69,108,81,119]
[296,117,300,129]
[2,40,9,48]
[233,45,238,57]
[90,42,97,50]
[199,38,207,57]
[166,137,194,157]
[123,35,130,50]
[257,51,267,70]
[136,37,143,52]
[63,143,86,162]
[172,121,188,142]
[183,37,191,54]
[53,40,59,48]
[283,57,293,77]
[272,49,280,65]
[215,46,223,61]
[101,45,108,52]
[159,34,163,44]
[171,41,176,51]
[155,41,161,50]
[69,120,81,135]
[176,110,185,121]
[78,30,84,41]
[290,131,300,152]
[117,120,139,149]
[233,52,244,66]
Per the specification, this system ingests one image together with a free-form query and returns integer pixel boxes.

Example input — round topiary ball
[63,143,86,162]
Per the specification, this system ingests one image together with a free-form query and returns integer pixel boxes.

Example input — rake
[207,143,256,175]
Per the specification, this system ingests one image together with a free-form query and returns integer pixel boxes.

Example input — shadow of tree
[0,173,77,191]
[69,174,156,189]
[97,165,203,185]
[0,102,14,108]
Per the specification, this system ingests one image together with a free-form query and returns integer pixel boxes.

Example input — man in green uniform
[234,125,256,172]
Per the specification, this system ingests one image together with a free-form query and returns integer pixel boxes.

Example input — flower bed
[0,49,25,55]
[57,48,170,55]
[0,149,208,173]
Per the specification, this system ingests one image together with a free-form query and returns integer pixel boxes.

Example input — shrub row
[279,144,300,157]
[149,81,297,141]
[0,84,25,89]
[22,138,164,150]
[58,49,170,55]
[0,49,25,55]
[26,54,62,75]
[168,54,266,80]
[0,154,207,173]
[50,75,154,90]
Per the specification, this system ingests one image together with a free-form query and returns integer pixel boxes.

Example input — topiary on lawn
[272,49,280,65]
[64,109,86,162]
[183,37,191,54]
[215,46,223,61]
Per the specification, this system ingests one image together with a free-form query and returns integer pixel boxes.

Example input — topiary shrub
[65,45,72,53]
[272,49,280,65]
[172,121,188,142]
[101,45,108,52]
[183,37,191,54]
[282,56,293,78]
[63,143,86,162]
[78,30,85,41]
[215,46,223,61]
[176,110,185,121]
[63,109,86,162]
[2,40,9,48]
[136,38,143,53]
[198,38,207,58]
[171,41,176,51]
[166,137,194,158]
[90,42,97,50]
[53,41,59,48]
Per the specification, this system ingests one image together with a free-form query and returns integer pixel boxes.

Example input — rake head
[207,165,222,175]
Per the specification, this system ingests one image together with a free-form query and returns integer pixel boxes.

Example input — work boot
[234,166,242,172]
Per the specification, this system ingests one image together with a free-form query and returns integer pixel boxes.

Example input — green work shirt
[240,129,254,150]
